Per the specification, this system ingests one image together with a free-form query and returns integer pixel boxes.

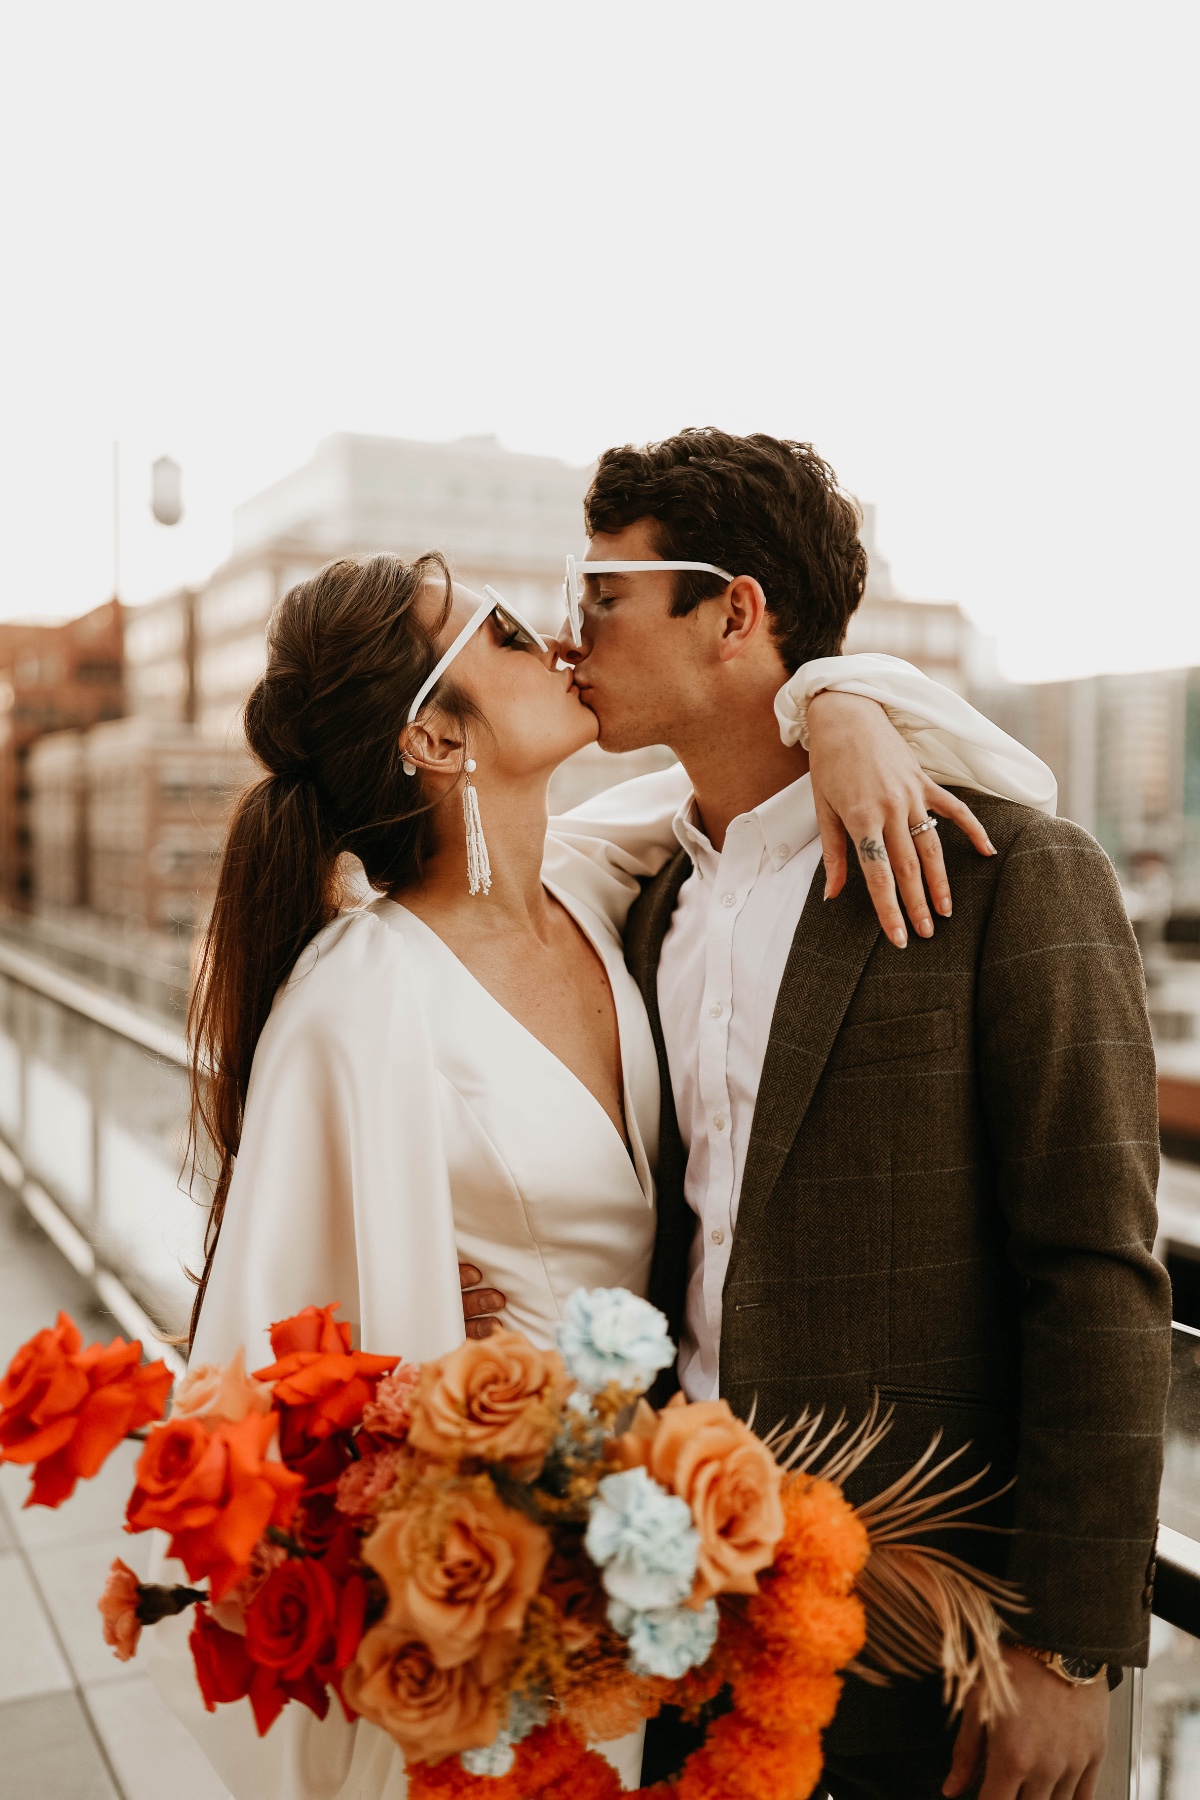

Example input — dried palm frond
[773,1400,1025,1725]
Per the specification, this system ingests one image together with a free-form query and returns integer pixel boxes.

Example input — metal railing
[0,938,193,1365]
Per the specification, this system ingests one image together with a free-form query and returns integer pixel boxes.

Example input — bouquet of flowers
[0,1288,1017,1800]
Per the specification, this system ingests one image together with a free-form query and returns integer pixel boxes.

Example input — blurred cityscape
[0,432,1198,1798]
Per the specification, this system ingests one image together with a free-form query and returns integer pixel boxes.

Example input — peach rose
[171,1349,274,1425]
[98,1557,142,1661]
[343,1623,505,1766]
[407,1331,570,1469]
[612,1393,784,1605]
[363,1481,549,1669]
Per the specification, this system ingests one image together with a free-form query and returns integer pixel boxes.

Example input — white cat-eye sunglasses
[401,585,549,775]
[562,554,734,648]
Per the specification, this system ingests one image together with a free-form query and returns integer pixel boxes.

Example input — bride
[147,551,1049,1798]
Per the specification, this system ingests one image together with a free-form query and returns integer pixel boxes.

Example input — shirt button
[774,844,790,859]
[709,1001,723,1019]
[713,1114,726,1131]
[711,1228,725,1245]
[721,892,736,907]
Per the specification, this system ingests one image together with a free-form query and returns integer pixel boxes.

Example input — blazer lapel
[625,849,693,1366]
[737,861,881,1219]
[625,847,692,1046]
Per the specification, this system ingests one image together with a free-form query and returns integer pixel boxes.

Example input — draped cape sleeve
[775,651,1058,814]
[144,903,464,1800]
[542,653,1057,933]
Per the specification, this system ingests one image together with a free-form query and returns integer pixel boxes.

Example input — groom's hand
[459,1263,506,1338]
[943,1646,1110,1800]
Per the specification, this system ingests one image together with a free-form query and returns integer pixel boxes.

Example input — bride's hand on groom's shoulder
[460,1263,506,1338]
[807,690,997,950]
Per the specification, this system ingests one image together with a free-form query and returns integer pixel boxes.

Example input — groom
[555,430,1170,1800]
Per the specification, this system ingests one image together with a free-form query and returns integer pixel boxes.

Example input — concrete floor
[0,1187,230,1800]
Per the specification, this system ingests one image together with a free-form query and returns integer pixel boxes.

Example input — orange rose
[254,1306,396,1459]
[172,1348,275,1425]
[363,1481,549,1669]
[343,1623,505,1766]
[268,1303,353,1357]
[98,1557,143,1661]
[407,1331,569,1469]
[126,1411,303,1599]
[612,1393,784,1605]
[0,1314,173,1508]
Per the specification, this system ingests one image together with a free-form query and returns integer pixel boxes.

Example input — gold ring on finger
[909,817,939,838]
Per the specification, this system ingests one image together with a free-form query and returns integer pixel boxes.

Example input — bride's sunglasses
[405,586,549,730]
[562,554,735,648]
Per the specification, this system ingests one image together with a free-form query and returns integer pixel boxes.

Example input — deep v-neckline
[382,891,642,1178]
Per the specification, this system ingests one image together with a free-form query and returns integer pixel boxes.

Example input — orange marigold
[677,1711,822,1800]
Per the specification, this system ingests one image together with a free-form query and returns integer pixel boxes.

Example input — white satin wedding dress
[145,654,1057,1800]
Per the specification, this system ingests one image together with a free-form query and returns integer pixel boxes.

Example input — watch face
[1060,1656,1105,1683]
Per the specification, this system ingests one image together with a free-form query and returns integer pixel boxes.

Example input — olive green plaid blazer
[626,795,1170,1702]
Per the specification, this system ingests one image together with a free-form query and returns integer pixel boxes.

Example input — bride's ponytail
[187,552,478,1344]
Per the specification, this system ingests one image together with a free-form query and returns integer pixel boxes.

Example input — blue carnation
[585,1466,699,1609]
[458,1690,548,1777]
[460,1739,515,1778]
[608,1597,720,1679]
[556,1287,675,1395]
[504,1690,549,1744]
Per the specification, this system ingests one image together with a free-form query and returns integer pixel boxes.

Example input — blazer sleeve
[975,814,1171,1663]
[144,907,464,1800]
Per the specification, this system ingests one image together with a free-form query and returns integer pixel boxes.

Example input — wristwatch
[1014,1646,1107,1687]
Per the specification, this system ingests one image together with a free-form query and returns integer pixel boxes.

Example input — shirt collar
[671,772,819,875]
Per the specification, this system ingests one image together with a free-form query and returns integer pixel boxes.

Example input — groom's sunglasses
[562,554,735,649]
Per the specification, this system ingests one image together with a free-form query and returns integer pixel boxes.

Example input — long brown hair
[187,552,478,1345]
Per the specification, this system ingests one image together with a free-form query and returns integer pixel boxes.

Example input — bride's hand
[807,690,996,947]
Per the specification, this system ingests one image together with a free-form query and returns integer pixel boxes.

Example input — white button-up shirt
[657,774,824,1401]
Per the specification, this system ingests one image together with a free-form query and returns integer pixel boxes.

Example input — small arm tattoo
[858,836,889,864]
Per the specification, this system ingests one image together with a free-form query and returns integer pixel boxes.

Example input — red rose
[238,1552,368,1734]
[190,1605,256,1709]
[126,1412,303,1599]
[0,1314,173,1508]
[245,1559,337,1681]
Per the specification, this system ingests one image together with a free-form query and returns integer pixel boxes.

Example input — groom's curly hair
[584,428,867,674]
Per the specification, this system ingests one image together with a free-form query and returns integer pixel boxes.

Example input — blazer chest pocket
[834,1006,956,1069]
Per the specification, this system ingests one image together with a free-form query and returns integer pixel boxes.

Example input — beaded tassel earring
[462,759,491,897]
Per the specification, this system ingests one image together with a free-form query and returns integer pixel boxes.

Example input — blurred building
[847,505,996,694]
[982,667,1200,909]
[177,432,593,743]
[28,730,88,909]
[84,718,252,932]
[123,587,197,724]
[0,601,124,910]
[232,431,588,617]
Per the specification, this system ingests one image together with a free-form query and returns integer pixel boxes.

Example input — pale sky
[0,1,1195,683]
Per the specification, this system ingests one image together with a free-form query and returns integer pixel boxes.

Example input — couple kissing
[151,428,1169,1800]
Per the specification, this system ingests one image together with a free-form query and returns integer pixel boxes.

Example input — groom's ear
[716,576,770,663]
